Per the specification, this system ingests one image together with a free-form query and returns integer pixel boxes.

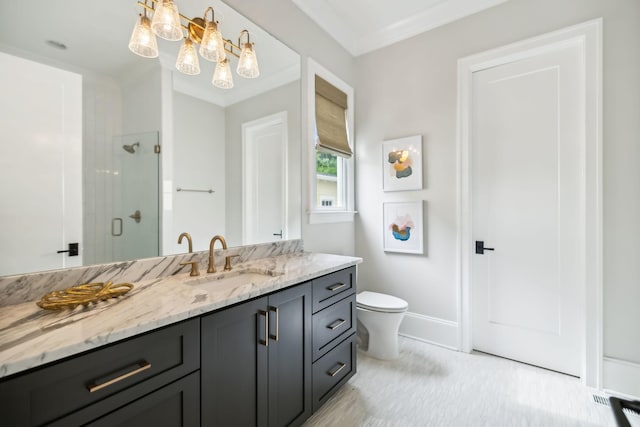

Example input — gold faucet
[208,235,227,273]
[178,232,193,253]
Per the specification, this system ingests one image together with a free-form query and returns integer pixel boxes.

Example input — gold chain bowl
[37,281,134,310]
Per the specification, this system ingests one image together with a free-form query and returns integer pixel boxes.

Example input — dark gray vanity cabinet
[201,282,312,427]
[0,318,200,426]
[311,266,357,411]
[0,266,357,427]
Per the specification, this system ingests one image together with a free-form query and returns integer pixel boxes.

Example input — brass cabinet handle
[269,306,279,341]
[327,282,346,292]
[87,361,151,393]
[327,319,346,330]
[259,310,269,347]
[327,362,346,377]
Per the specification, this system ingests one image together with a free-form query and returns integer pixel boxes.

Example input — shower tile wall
[82,76,123,266]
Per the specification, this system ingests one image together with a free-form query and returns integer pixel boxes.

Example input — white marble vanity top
[0,252,361,379]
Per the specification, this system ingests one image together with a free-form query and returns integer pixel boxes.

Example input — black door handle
[57,243,79,256]
[273,230,283,237]
[475,240,494,255]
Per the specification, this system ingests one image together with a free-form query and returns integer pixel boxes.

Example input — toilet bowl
[356,291,408,360]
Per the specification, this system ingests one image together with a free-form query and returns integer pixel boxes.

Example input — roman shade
[315,75,352,158]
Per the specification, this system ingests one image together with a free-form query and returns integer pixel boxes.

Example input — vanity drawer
[312,267,356,313]
[313,294,356,361]
[49,371,200,427]
[0,318,199,427]
[312,334,357,412]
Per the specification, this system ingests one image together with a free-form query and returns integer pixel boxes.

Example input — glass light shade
[129,15,159,58]
[212,59,234,89]
[151,0,183,41]
[199,21,226,62]
[237,43,259,78]
[176,38,200,75]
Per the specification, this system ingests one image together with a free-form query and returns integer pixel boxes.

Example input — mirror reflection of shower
[110,132,160,264]
[122,142,139,154]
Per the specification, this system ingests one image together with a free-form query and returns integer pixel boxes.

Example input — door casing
[456,19,602,387]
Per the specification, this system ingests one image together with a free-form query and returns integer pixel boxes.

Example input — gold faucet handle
[224,254,240,271]
[180,261,200,277]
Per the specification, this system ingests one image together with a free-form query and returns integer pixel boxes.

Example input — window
[308,59,355,224]
[316,150,345,209]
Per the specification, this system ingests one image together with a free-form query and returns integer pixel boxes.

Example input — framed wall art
[382,135,423,191]
[383,201,423,254]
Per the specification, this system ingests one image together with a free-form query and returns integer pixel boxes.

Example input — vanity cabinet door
[267,282,312,427]
[201,282,312,427]
[201,296,269,427]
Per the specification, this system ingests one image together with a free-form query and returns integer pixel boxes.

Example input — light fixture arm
[224,39,236,57]
[203,6,216,24]
[238,29,251,48]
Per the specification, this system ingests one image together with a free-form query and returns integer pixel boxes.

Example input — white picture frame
[382,135,423,191]
[383,201,424,254]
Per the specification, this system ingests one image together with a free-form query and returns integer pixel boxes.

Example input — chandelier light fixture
[129,0,260,89]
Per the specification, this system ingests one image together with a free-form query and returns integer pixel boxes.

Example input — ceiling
[0,0,299,107]
[291,0,510,56]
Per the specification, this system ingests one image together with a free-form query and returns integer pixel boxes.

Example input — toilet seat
[356,291,408,313]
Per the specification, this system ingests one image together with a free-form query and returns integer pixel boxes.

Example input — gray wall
[225,80,301,248]
[354,0,640,394]
[227,0,640,394]
[225,0,357,256]
[172,92,226,253]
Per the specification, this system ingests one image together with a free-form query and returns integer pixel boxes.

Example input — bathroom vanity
[0,249,359,426]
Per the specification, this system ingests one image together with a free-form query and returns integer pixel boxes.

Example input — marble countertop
[0,252,361,379]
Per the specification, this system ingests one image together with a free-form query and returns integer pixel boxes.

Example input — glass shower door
[111,132,160,262]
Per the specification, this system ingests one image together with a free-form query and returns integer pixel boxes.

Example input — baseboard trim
[399,312,459,350]
[603,357,640,399]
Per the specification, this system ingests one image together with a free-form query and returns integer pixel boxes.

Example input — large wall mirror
[0,0,301,277]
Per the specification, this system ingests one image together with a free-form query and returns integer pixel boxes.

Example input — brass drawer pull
[327,282,346,292]
[88,361,151,393]
[327,319,346,330]
[269,306,279,341]
[327,362,346,377]
[259,310,269,347]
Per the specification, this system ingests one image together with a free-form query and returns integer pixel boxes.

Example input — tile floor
[304,336,624,427]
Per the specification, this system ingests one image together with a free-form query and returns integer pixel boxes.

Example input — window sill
[308,210,357,225]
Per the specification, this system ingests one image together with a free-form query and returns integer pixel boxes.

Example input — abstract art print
[382,135,423,191]
[383,201,423,254]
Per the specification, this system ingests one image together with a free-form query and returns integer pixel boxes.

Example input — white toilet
[356,291,408,360]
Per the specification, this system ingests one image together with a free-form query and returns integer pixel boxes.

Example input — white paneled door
[0,52,82,276]
[471,43,585,376]
[243,112,288,245]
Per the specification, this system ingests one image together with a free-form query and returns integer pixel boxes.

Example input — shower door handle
[112,218,123,236]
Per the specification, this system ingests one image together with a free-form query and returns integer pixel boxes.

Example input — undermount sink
[185,267,284,291]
